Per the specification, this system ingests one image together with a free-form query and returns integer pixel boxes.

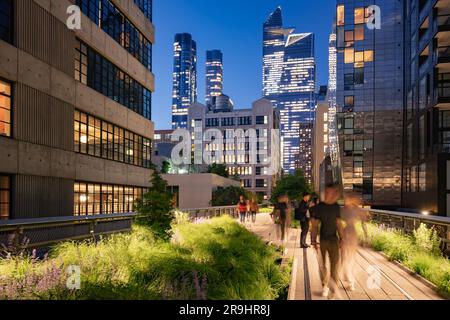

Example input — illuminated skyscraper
[263,7,316,177]
[172,33,197,129]
[335,1,404,207]
[206,50,223,106]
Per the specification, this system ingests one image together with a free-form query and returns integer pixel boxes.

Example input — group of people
[272,183,368,300]
[236,195,259,224]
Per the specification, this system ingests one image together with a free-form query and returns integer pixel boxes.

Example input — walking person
[272,194,290,244]
[341,192,367,291]
[295,192,311,248]
[309,197,320,244]
[311,184,344,300]
[236,195,248,224]
[249,196,259,224]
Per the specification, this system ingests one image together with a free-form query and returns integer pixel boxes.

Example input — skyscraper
[205,50,223,106]
[335,1,404,207]
[402,0,450,216]
[263,7,316,178]
[172,33,197,129]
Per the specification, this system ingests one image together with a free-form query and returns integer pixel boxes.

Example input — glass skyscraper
[263,7,316,178]
[335,1,405,207]
[172,33,197,129]
[206,50,223,106]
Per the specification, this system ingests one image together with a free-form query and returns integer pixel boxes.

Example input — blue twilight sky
[152,0,335,130]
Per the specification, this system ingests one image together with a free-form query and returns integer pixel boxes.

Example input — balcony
[436,45,450,72]
[434,72,450,109]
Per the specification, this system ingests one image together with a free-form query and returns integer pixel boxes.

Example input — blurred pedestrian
[295,192,311,248]
[248,196,259,224]
[311,184,344,300]
[236,195,248,224]
[341,192,368,291]
[273,194,290,243]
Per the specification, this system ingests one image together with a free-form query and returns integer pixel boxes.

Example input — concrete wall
[0,0,154,220]
[162,174,240,210]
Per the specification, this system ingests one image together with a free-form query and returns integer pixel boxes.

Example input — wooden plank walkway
[245,213,445,301]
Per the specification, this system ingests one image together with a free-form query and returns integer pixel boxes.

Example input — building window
[206,118,219,127]
[256,179,267,188]
[221,117,235,126]
[256,116,268,125]
[238,117,252,126]
[344,48,354,63]
[354,25,364,41]
[0,80,11,137]
[75,40,152,120]
[74,110,152,168]
[134,0,152,21]
[354,7,365,24]
[337,5,345,26]
[0,175,10,220]
[344,96,354,112]
[0,0,12,44]
[74,182,145,216]
[241,179,252,188]
[354,68,364,85]
[76,0,152,71]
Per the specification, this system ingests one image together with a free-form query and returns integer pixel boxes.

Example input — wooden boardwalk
[245,213,445,301]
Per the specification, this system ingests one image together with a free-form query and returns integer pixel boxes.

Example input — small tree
[207,163,229,178]
[271,169,312,204]
[161,160,171,174]
[135,167,174,240]
[211,186,252,206]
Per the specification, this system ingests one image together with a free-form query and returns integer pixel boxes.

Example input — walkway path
[245,213,444,301]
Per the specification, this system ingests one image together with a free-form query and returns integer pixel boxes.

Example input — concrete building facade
[0,0,154,228]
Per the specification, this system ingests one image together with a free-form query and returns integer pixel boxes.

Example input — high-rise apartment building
[172,33,197,129]
[205,50,223,106]
[188,99,281,201]
[335,1,405,207]
[403,0,450,216]
[0,0,154,233]
[263,7,316,178]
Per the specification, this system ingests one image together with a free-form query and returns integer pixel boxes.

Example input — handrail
[0,213,138,249]
[0,212,137,229]
[365,208,450,226]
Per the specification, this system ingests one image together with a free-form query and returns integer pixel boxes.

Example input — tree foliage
[207,163,229,178]
[135,167,174,240]
[270,169,312,204]
[211,186,253,207]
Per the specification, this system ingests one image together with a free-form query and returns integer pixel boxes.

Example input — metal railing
[0,213,137,249]
[182,206,237,221]
[365,208,450,252]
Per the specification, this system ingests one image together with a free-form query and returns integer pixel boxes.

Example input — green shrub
[413,224,441,257]
[0,217,289,300]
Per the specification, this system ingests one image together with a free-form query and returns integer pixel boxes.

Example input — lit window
[0,80,11,137]
[364,50,374,62]
[355,51,364,63]
[355,25,364,41]
[337,5,345,26]
[354,8,365,24]
[345,30,354,42]
[0,175,10,220]
[344,48,354,63]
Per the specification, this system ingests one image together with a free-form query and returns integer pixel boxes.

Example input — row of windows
[0,175,10,220]
[74,110,152,168]
[0,0,12,44]
[337,5,371,27]
[204,116,265,128]
[74,182,146,216]
[0,79,11,137]
[76,0,152,71]
[134,0,152,21]
[75,40,152,120]
[240,179,268,189]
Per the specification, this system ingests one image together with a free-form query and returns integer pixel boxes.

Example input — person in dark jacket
[295,192,311,248]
